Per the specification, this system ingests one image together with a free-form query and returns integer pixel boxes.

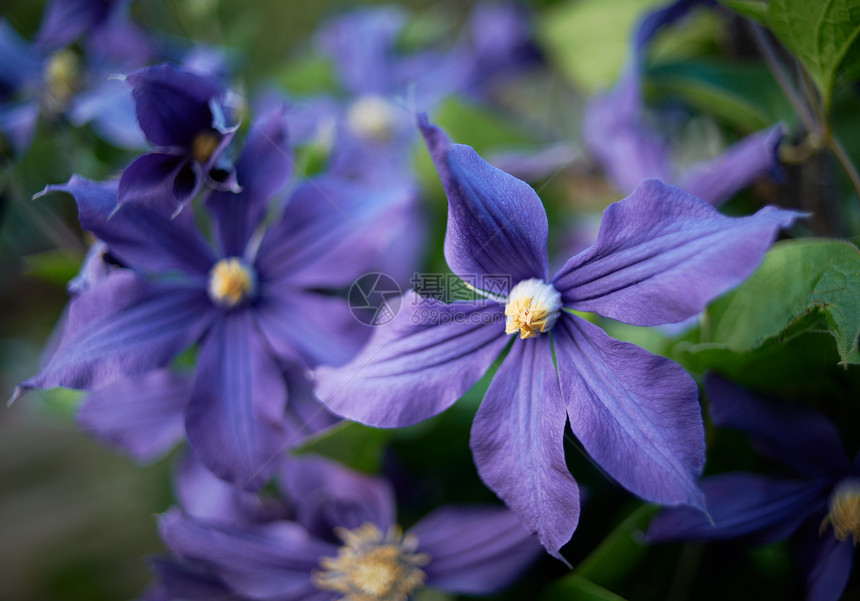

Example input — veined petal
[648,473,829,544]
[552,179,800,326]
[117,152,196,209]
[77,368,191,464]
[14,271,213,397]
[314,291,508,428]
[409,506,542,594]
[185,311,288,491]
[420,116,548,290]
[554,314,705,509]
[678,125,783,207]
[470,336,580,560]
[281,368,341,449]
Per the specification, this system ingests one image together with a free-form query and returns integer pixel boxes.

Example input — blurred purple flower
[649,375,859,601]
[583,0,782,207]
[314,117,801,559]
[13,108,417,489]
[152,454,542,600]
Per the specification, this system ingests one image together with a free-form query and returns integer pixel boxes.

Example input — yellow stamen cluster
[207,258,255,308]
[313,523,430,601]
[44,49,81,113]
[504,278,563,339]
[191,130,221,163]
[821,479,860,544]
[346,95,398,142]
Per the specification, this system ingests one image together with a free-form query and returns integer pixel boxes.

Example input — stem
[828,133,860,207]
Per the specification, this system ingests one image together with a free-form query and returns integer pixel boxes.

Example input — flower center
[313,522,429,601]
[505,279,562,339]
[44,49,81,113]
[821,478,860,544]
[207,258,256,308]
[191,130,221,163]
[346,95,399,142]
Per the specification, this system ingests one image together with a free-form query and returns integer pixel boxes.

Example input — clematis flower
[152,453,542,601]
[583,0,782,207]
[12,108,417,489]
[314,117,801,558]
[648,375,859,601]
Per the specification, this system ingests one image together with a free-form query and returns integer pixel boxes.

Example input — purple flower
[153,453,542,600]
[583,0,782,207]
[314,117,801,559]
[13,108,415,489]
[649,375,859,601]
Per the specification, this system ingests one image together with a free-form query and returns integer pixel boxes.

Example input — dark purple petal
[554,314,705,509]
[77,368,191,463]
[185,311,287,491]
[420,117,548,289]
[118,152,194,208]
[470,336,580,559]
[13,271,213,398]
[552,179,800,326]
[706,374,850,478]
[805,533,855,601]
[678,125,783,207]
[410,505,542,594]
[648,473,829,544]
[41,175,216,275]
[315,291,508,428]
[280,455,396,540]
[149,557,237,601]
[159,509,335,601]
[126,63,221,148]
[35,0,113,50]
[206,108,292,257]
[632,0,707,55]
[253,286,368,369]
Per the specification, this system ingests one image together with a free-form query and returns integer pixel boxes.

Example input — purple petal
[280,455,396,539]
[185,311,288,491]
[69,76,147,149]
[410,505,542,594]
[281,367,341,448]
[206,108,292,257]
[805,534,855,601]
[158,509,335,601]
[314,291,508,428]
[706,374,850,478]
[552,179,800,326]
[0,20,41,98]
[678,125,783,207]
[420,117,548,289]
[554,314,705,509]
[35,0,113,50]
[14,271,213,397]
[77,368,191,463]
[0,102,39,156]
[470,336,580,559]
[149,557,235,601]
[648,473,829,544]
[118,152,198,209]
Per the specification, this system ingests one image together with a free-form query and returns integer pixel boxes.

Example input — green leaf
[721,1,768,26]
[23,249,83,286]
[542,575,629,601]
[693,239,860,365]
[290,421,390,473]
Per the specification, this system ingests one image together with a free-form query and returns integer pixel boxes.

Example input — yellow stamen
[821,479,860,544]
[44,49,81,113]
[191,130,221,163]
[207,258,255,308]
[504,279,562,339]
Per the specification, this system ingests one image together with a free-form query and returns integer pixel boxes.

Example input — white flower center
[207,258,256,307]
[346,95,399,142]
[822,478,860,544]
[313,522,429,601]
[505,279,562,339]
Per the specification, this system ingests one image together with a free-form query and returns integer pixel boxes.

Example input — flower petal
[554,314,705,509]
[185,310,288,491]
[805,533,855,601]
[35,0,112,50]
[411,505,542,594]
[148,557,234,601]
[77,368,191,463]
[117,152,197,209]
[419,116,548,290]
[470,336,580,560]
[552,179,800,326]
[314,291,508,428]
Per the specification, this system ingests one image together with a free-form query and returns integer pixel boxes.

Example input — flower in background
[13,107,419,489]
[649,375,859,601]
[150,453,542,601]
[315,117,801,559]
[583,0,782,207]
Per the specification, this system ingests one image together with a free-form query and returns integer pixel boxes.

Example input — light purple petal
[420,117,548,290]
[185,311,287,491]
[159,509,335,601]
[281,367,340,449]
[554,314,705,509]
[410,505,542,594]
[280,455,396,540]
[470,336,579,559]
[806,535,855,601]
[206,107,292,257]
[77,368,191,463]
[70,76,147,149]
[14,271,213,397]
[678,125,783,207]
[314,291,508,428]
[552,179,800,326]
